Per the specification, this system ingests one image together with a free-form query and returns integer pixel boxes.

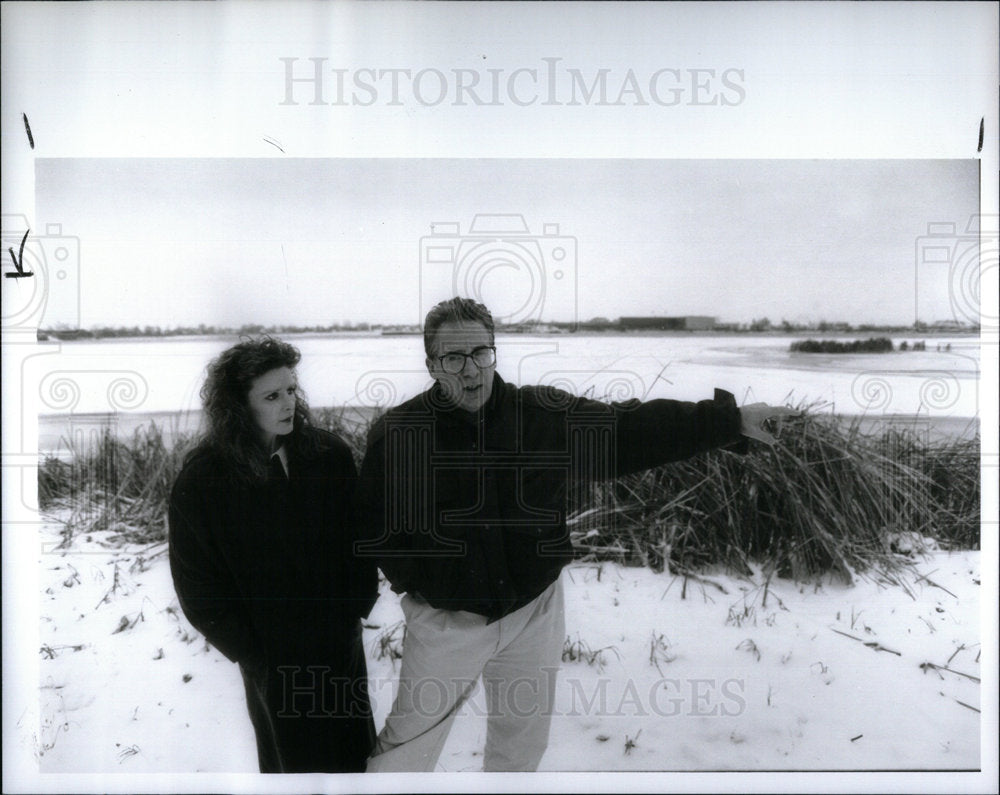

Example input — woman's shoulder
[179,442,223,471]
[173,444,232,492]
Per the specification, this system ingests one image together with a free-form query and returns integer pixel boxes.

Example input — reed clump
[40,406,979,583]
[39,424,195,548]
[568,409,979,582]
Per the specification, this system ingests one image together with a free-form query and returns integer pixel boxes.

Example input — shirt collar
[271,444,290,477]
[428,371,506,423]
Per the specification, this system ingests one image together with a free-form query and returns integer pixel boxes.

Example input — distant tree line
[37,322,376,341]
[789,337,907,353]
[37,318,976,342]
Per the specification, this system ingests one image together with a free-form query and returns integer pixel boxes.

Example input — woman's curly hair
[194,336,321,483]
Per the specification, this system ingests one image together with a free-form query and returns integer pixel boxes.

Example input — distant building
[680,316,716,331]
[929,319,969,331]
[619,316,716,331]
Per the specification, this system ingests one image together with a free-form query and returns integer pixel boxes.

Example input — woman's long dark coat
[169,427,377,772]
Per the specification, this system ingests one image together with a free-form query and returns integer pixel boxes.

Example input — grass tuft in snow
[736,638,762,662]
[562,634,622,673]
[369,620,406,669]
[648,632,676,675]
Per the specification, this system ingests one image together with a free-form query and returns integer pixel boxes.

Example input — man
[356,297,792,772]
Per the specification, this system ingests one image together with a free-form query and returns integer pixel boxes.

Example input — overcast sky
[35,157,979,329]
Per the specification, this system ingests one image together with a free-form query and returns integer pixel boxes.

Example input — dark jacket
[356,372,745,621]
[168,427,378,665]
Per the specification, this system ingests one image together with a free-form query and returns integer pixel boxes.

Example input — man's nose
[460,355,478,376]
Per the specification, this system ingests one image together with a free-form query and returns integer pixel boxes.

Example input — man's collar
[428,372,506,421]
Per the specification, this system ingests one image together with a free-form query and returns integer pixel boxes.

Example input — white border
[3,2,997,793]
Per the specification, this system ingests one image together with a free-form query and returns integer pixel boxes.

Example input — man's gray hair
[423,297,495,357]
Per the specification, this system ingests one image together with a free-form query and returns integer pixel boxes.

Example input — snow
[23,522,990,791]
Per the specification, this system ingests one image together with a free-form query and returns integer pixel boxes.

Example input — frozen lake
[33,332,980,453]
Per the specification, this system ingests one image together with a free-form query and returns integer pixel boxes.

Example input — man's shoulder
[519,383,575,410]
[365,391,436,447]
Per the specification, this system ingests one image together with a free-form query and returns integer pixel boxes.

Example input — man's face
[426,320,496,412]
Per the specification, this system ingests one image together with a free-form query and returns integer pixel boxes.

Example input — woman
[168,336,377,773]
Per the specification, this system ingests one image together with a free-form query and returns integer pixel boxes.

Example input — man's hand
[739,403,799,446]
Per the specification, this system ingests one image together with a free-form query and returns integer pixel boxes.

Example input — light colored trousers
[366,577,565,772]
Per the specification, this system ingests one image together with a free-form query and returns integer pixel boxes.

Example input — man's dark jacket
[168,427,377,772]
[356,372,745,622]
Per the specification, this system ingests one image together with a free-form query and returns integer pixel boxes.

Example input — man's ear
[425,357,436,377]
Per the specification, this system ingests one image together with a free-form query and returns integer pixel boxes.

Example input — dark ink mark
[977,117,984,153]
[263,136,285,153]
[6,229,33,279]
[850,734,863,742]
[23,113,34,149]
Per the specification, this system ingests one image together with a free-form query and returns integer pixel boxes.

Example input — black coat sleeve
[555,387,747,478]
[168,463,257,664]
[353,426,421,595]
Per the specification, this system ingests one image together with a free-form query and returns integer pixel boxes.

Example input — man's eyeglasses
[437,346,496,374]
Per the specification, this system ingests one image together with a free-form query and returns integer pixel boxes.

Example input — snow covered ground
[18,522,991,792]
